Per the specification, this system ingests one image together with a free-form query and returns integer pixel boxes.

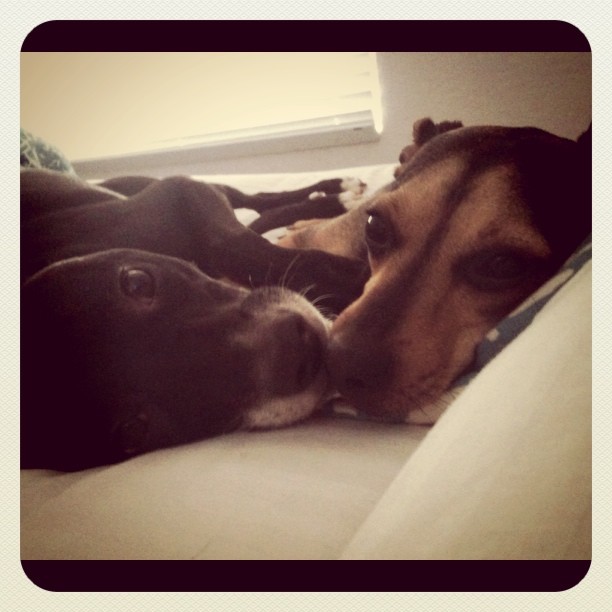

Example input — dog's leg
[22,172,368,312]
[97,175,160,197]
[98,175,367,235]
[217,178,365,213]
[247,195,347,234]
[124,177,368,312]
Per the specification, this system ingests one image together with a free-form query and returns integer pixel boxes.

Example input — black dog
[21,170,368,309]
[21,170,368,471]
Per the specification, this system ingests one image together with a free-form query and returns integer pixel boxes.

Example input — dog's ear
[412,117,464,146]
[577,123,591,158]
[111,404,152,459]
[411,117,437,146]
[577,123,592,225]
[577,123,591,180]
[395,118,463,177]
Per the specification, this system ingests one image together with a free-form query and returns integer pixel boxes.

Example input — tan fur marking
[331,160,555,419]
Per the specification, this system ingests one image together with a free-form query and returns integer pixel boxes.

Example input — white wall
[21,52,591,179]
[378,52,591,147]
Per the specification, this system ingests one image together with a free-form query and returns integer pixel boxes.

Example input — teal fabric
[20,128,75,174]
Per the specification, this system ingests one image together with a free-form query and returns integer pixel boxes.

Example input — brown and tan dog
[280,119,591,420]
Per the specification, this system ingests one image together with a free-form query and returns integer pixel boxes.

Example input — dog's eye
[365,212,394,254]
[120,268,156,301]
[114,412,149,457]
[465,252,531,289]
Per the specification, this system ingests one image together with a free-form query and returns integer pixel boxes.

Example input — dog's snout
[276,310,308,350]
[273,310,325,394]
[326,333,392,407]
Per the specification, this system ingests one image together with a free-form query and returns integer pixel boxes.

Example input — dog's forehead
[383,154,520,220]
[389,156,470,213]
[394,125,579,192]
[402,125,566,169]
[449,164,551,255]
[377,157,551,259]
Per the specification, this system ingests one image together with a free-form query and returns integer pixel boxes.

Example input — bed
[20,161,591,573]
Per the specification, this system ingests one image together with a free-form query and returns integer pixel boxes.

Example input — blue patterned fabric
[452,236,592,390]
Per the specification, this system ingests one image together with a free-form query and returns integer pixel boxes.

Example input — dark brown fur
[21,171,368,470]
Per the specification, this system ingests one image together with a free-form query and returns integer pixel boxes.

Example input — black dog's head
[21,249,329,471]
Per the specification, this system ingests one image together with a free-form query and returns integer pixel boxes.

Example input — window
[150,52,384,153]
[21,51,383,164]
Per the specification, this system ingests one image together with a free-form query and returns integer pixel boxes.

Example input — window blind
[22,51,383,172]
[147,52,383,152]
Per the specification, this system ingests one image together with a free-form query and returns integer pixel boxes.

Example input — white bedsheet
[341,262,591,560]
[21,418,429,560]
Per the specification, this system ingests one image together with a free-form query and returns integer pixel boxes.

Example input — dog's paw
[338,189,366,211]
[308,191,327,201]
[340,177,367,196]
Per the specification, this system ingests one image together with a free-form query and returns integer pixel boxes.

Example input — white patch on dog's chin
[405,387,464,425]
[241,289,331,430]
[242,374,328,430]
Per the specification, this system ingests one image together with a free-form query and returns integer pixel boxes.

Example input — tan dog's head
[327,123,591,419]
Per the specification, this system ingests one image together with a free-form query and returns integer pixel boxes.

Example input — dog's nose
[325,334,392,406]
[273,311,325,394]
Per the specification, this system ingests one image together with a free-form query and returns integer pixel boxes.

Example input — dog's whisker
[310,291,333,305]
[298,283,317,298]
[317,306,335,320]
[280,253,302,290]
[308,292,338,319]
